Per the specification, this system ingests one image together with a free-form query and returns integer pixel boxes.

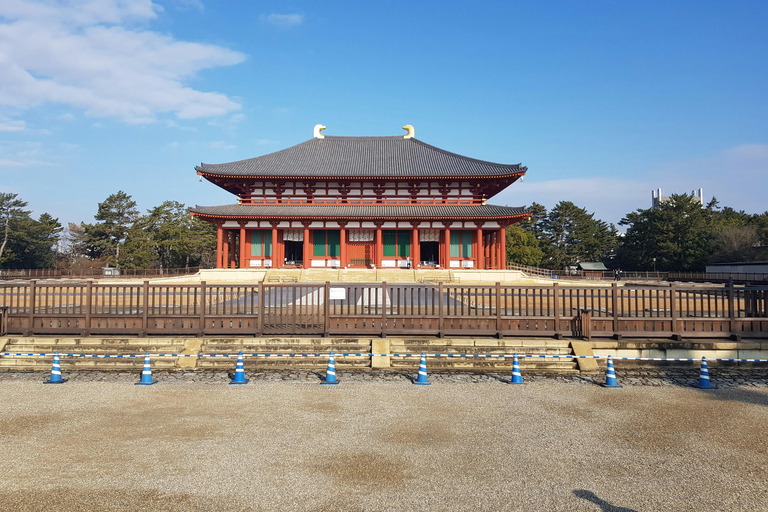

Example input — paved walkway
[0,375,766,511]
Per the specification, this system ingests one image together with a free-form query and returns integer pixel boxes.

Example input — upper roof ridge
[195,134,526,179]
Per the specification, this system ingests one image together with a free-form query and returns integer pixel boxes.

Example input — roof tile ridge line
[191,204,529,212]
[190,211,529,219]
[410,138,526,171]
[195,138,316,171]
[322,135,404,139]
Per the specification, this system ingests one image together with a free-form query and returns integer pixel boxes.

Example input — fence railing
[669,272,768,284]
[505,264,668,281]
[1,281,766,339]
[0,267,203,280]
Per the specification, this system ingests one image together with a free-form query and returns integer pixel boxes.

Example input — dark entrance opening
[420,241,439,266]
[284,241,303,266]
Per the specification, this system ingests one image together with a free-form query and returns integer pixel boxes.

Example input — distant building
[651,188,703,208]
[705,261,768,274]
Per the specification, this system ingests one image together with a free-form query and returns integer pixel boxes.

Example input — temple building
[190,125,529,270]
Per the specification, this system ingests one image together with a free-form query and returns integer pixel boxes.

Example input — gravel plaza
[1,371,767,511]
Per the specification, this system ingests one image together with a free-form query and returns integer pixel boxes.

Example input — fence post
[727,281,739,340]
[495,282,502,339]
[438,282,444,338]
[140,280,149,337]
[323,281,330,337]
[553,282,562,339]
[0,306,7,336]
[612,282,620,339]
[581,310,592,340]
[24,280,36,336]
[83,279,92,336]
[380,281,387,338]
[256,280,264,337]
[670,283,680,340]
[198,281,206,337]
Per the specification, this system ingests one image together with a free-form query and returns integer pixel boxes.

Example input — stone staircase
[196,337,371,370]
[263,268,458,284]
[0,337,184,371]
[0,336,580,373]
[389,338,579,373]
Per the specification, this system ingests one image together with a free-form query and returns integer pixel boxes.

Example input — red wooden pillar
[498,227,506,269]
[216,225,223,269]
[222,231,229,269]
[490,232,497,269]
[411,225,419,267]
[229,231,236,268]
[271,225,278,268]
[476,226,484,270]
[303,223,311,268]
[239,224,247,269]
[339,223,347,267]
[443,226,451,269]
[374,223,382,269]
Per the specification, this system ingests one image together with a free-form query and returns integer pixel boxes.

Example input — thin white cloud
[262,13,304,28]
[0,0,246,124]
[0,140,55,168]
[0,119,26,132]
[206,141,235,150]
[495,143,768,226]
[168,0,204,12]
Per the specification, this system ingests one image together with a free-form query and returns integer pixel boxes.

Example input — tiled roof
[195,136,525,178]
[190,204,528,220]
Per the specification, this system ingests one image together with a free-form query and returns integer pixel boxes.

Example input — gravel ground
[0,374,767,511]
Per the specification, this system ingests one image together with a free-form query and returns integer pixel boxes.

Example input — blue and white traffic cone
[697,356,716,389]
[601,355,622,388]
[322,351,339,385]
[230,351,249,385]
[511,353,523,384]
[135,352,157,386]
[414,352,430,385]
[44,351,66,384]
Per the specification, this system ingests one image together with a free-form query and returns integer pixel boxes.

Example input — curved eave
[189,205,531,223]
[195,169,527,181]
[191,211,531,221]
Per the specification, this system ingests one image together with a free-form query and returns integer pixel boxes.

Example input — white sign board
[329,287,347,300]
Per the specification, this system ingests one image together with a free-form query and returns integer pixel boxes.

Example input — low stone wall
[590,339,768,365]
[1,336,767,372]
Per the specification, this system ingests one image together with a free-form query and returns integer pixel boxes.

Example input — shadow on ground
[573,490,639,512]
[700,386,768,407]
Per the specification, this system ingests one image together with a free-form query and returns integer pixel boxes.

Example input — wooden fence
[0,281,766,339]
[0,267,202,280]
[668,272,768,285]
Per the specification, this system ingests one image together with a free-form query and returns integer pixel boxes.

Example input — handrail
[1,280,765,339]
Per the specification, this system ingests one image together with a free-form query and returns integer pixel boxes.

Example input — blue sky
[1,0,767,229]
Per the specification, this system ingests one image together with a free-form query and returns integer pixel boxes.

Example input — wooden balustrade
[1,281,766,339]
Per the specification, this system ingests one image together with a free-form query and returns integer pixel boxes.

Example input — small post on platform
[380,282,387,338]
[495,282,502,339]
[611,282,619,338]
[323,281,330,338]
[198,281,206,337]
[25,280,36,337]
[84,279,92,336]
[670,283,680,340]
[140,280,149,337]
[438,282,445,338]
[257,280,264,337]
